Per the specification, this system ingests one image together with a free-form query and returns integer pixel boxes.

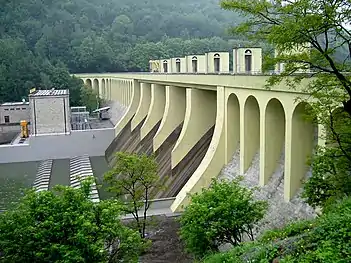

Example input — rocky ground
[139,215,194,263]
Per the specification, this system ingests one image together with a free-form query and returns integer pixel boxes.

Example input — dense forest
[0,0,249,103]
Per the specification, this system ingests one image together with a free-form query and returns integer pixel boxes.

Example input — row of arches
[224,92,316,200]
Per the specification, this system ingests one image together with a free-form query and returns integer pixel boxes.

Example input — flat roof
[1,102,29,106]
[29,89,69,97]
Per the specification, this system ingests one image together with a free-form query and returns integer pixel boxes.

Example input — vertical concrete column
[171,86,226,212]
[171,88,217,168]
[260,99,285,185]
[115,80,141,135]
[140,84,166,140]
[284,103,315,200]
[127,81,132,105]
[318,124,326,147]
[225,93,240,163]
[240,96,260,175]
[153,86,186,152]
[110,79,116,101]
[131,83,151,131]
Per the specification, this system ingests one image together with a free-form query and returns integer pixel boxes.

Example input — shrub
[179,178,267,258]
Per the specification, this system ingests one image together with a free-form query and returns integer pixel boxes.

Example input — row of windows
[3,107,27,111]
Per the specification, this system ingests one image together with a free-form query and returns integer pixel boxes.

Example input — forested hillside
[0,0,246,102]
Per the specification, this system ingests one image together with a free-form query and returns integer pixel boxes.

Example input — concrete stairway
[69,155,100,202]
[33,160,53,192]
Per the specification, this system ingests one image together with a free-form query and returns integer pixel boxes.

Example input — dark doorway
[176,59,181,73]
[244,50,252,73]
[214,53,220,72]
[4,116,9,123]
[192,56,198,73]
[163,60,168,73]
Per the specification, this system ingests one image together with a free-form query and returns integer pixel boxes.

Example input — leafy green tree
[220,0,351,209]
[179,178,268,258]
[104,152,163,239]
[80,85,100,112]
[0,177,144,263]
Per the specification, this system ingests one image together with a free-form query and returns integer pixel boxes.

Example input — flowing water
[218,147,316,238]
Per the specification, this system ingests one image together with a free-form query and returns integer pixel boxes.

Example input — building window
[163,60,168,73]
[244,49,252,73]
[4,116,9,123]
[214,53,220,72]
[10,108,14,111]
[4,108,9,111]
[176,58,181,73]
[192,56,198,73]
[22,108,26,110]
[16,108,20,110]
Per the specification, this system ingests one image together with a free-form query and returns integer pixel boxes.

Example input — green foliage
[203,198,351,263]
[220,0,351,210]
[104,152,163,239]
[80,85,101,112]
[0,177,144,263]
[179,178,268,258]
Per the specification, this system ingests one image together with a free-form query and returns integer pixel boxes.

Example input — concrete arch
[285,102,316,200]
[153,86,186,152]
[261,98,286,185]
[93,79,99,96]
[85,79,92,89]
[131,83,151,131]
[140,84,166,140]
[225,93,240,163]
[115,80,141,135]
[241,95,260,175]
[171,88,217,168]
[171,87,241,211]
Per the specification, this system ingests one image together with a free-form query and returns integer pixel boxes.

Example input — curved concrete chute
[140,84,166,140]
[131,83,151,131]
[153,86,186,152]
[171,88,217,168]
[225,93,240,163]
[171,86,226,211]
[284,102,316,200]
[93,79,99,96]
[240,95,260,175]
[261,98,286,185]
[85,79,92,89]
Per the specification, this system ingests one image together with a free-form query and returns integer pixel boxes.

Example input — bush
[179,178,268,258]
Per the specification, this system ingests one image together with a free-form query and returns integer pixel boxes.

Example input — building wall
[170,57,187,73]
[0,128,114,163]
[233,48,262,74]
[186,55,206,73]
[159,59,172,73]
[205,52,230,73]
[0,104,30,124]
[30,96,71,135]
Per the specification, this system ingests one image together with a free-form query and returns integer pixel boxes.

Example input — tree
[104,152,163,239]
[80,85,100,112]
[220,0,351,209]
[0,177,144,263]
[179,178,268,258]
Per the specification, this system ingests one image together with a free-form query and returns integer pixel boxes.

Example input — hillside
[0,0,244,73]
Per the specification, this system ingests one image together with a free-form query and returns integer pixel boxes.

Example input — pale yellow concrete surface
[171,86,226,210]
[205,52,230,73]
[171,57,187,73]
[153,86,186,152]
[80,73,318,211]
[160,59,172,73]
[171,88,217,168]
[140,84,166,140]
[131,83,151,131]
[114,80,141,136]
[186,55,206,73]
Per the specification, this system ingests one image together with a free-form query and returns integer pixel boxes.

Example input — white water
[218,147,316,238]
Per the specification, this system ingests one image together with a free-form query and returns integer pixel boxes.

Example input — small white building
[29,89,71,136]
[233,47,262,74]
[205,52,230,73]
[186,55,206,73]
[171,57,187,73]
[0,102,30,124]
